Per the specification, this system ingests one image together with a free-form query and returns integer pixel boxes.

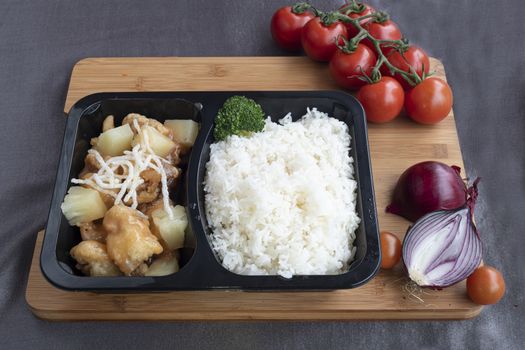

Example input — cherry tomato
[357,77,404,123]
[362,20,402,54]
[329,44,377,90]
[380,231,402,269]
[301,17,348,62]
[271,6,315,51]
[338,3,375,38]
[467,266,505,305]
[381,46,430,89]
[405,77,453,124]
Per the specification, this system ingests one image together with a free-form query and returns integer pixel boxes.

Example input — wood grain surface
[26,56,482,321]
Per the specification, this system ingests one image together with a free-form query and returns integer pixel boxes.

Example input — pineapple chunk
[102,115,115,132]
[164,119,199,153]
[151,205,187,250]
[133,126,176,158]
[61,186,108,226]
[145,253,179,276]
[184,225,196,249]
[95,124,133,156]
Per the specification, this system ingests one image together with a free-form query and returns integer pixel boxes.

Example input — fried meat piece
[70,240,121,276]
[103,205,163,275]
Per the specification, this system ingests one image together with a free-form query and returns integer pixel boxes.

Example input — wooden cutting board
[26,56,482,320]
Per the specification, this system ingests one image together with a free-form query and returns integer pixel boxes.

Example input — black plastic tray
[41,91,380,291]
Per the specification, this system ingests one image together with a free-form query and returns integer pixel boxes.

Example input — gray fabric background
[1,0,523,349]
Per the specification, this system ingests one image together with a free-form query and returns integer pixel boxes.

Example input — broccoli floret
[214,96,265,141]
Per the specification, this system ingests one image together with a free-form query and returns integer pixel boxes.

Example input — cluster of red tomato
[271,2,453,125]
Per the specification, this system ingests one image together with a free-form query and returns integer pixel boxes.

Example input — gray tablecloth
[1,1,523,349]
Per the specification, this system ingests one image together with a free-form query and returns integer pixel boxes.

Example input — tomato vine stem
[294,1,425,86]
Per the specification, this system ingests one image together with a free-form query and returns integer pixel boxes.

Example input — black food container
[41,91,380,291]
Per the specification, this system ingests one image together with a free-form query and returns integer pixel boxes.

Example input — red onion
[402,179,482,288]
[387,161,467,222]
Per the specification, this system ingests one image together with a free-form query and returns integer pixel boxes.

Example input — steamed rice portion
[204,108,360,278]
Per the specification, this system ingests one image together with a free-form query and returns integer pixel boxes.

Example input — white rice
[204,108,360,278]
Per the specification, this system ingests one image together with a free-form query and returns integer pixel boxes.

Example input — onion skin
[387,161,467,222]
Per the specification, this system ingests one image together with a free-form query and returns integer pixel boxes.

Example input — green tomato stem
[315,7,424,86]
[339,1,365,15]
[291,2,321,16]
